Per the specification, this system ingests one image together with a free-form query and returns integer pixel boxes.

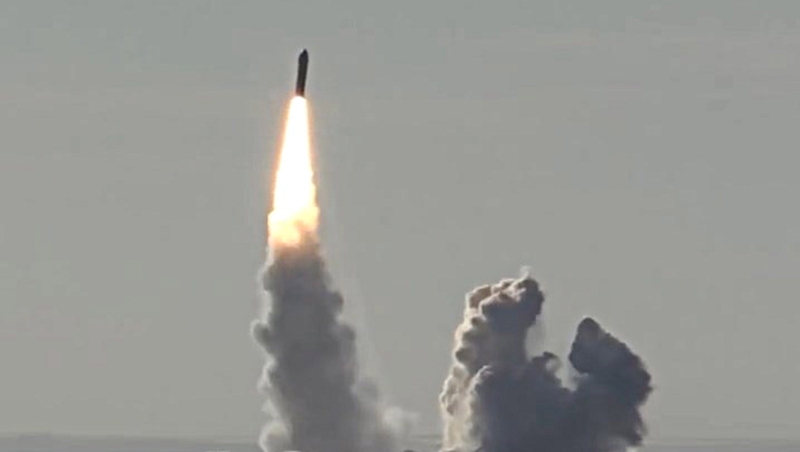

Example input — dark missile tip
[295,49,309,97]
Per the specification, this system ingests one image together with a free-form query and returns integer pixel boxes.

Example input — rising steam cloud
[251,232,401,452]
[440,273,652,452]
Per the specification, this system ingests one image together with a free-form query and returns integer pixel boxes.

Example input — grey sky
[1,0,799,442]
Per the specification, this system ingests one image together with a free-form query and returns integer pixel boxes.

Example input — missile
[295,49,309,97]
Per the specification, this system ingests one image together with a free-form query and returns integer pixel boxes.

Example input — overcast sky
[1,0,799,443]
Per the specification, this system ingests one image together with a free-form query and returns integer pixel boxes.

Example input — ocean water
[1,434,797,452]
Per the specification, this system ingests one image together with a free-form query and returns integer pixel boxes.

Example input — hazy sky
[1,0,799,442]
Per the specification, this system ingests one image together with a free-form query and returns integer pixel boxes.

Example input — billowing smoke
[251,231,400,452]
[440,273,652,452]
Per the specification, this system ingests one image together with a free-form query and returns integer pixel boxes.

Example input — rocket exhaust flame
[268,96,319,248]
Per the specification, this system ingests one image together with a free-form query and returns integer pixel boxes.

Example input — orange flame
[268,96,319,248]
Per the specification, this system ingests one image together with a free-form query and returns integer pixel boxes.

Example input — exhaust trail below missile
[267,96,317,248]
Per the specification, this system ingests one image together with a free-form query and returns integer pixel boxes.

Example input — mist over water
[253,260,652,452]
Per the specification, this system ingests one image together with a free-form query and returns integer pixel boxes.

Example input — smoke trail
[440,273,652,452]
[251,230,399,452]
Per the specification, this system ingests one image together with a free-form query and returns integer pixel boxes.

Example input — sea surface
[1,434,798,452]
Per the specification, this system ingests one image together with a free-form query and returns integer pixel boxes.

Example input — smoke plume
[440,273,652,452]
[252,230,399,452]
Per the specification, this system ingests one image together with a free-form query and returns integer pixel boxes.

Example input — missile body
[295,50,309,97]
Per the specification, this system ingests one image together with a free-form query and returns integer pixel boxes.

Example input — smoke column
[440,273,652,452]
[252,96,398,452]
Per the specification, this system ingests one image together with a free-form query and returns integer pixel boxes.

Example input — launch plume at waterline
[440,273,652,452]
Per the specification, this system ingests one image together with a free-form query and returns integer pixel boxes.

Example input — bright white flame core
[268,96,319,247]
